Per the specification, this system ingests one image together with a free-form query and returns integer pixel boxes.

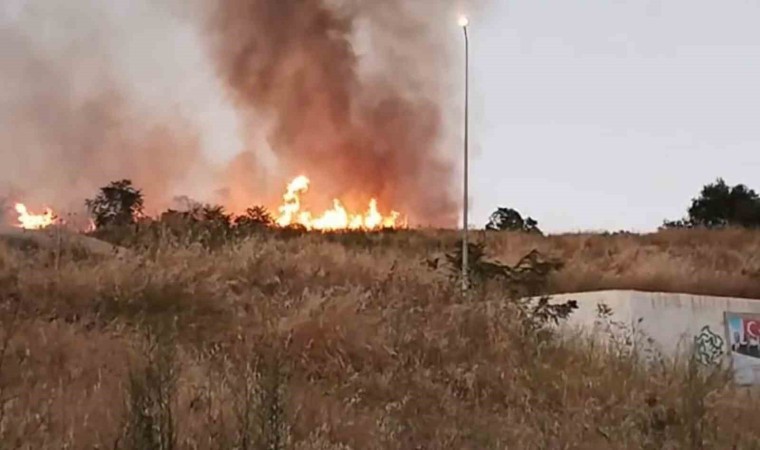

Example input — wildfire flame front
[14,203,57,230]
[275,176,401,231]
[10,178,400,233]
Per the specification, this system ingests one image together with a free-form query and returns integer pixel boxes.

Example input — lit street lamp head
[458,15,469,28]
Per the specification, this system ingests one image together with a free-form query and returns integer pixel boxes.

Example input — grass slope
[0,228,759,448]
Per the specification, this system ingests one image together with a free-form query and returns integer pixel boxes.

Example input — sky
[3,0,760,233]
[467,0,760,233]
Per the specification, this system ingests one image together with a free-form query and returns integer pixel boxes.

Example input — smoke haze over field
[0,0,474,226]
[0,0,233,212]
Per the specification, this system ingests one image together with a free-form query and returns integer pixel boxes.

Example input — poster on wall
[725,312,760,385]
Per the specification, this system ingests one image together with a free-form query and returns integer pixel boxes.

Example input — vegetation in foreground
[1,227,760,449]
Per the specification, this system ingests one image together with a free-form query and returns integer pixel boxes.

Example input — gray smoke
[1,0,479,226]
[0,0,232,213]
[207,0,474,225]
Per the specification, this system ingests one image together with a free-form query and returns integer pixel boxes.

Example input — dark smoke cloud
[207,0,471,225]
[1,0,479,227]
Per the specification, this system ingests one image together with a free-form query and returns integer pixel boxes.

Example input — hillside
[309,227,760,298]
[0,228,759,448]
[486,228,760,299]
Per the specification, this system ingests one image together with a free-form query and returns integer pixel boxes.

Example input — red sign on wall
[726,312,760,385]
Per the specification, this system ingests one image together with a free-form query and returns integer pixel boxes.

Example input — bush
[86,180,145,228]
[664,178,760,229]
[486,207,542,234]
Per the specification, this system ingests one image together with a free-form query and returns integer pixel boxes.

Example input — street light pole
[459,16,470,292]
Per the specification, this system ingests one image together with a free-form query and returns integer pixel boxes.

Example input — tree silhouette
[663,178,760,229]
[85,180,144,228]
[234,206,273,229]
[486,207,542,234]
[199,204,231,227]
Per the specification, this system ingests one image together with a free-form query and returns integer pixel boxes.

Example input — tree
[486,207,542,234]
[663,178,760,229]
[234,206,273,229]
[198,204,231,227]
[86,180,144,228]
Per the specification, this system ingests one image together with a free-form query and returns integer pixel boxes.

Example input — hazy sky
[468,0,760,233]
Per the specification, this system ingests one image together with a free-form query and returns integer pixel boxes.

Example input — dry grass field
[1,227,760,449]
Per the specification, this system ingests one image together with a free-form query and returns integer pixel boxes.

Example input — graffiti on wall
[694,325,725,366]
[725,312,760,385]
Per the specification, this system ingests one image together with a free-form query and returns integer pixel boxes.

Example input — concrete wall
[551,290,760,384]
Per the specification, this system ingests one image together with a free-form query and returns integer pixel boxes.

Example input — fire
[14,203,57,230]
[275,176,401,231]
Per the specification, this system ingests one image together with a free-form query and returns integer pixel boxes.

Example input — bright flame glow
[275,176,401,231]
[276,175,310,228]
[458,15,469,27]
[14,203,57,230]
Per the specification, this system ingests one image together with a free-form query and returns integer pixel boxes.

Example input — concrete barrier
[552,290,760,385]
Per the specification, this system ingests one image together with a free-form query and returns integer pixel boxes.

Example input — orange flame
[14,203,57,230]
[275,176,401,231]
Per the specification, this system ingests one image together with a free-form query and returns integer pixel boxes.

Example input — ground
[1,227,759,448]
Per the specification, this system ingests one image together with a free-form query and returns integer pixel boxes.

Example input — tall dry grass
[0,228,759,448]
[485,228,760,299]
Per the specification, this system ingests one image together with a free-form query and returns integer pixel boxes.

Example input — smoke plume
[207,0,466,225]
[0,0,230,214]
[1,0,475,226]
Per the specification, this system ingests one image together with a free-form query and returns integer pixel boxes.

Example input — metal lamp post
[459,15,470,291]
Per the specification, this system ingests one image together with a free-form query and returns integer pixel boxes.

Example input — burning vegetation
[8,175,404,234]
[12,203,57,230]
[275,176,401,231]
